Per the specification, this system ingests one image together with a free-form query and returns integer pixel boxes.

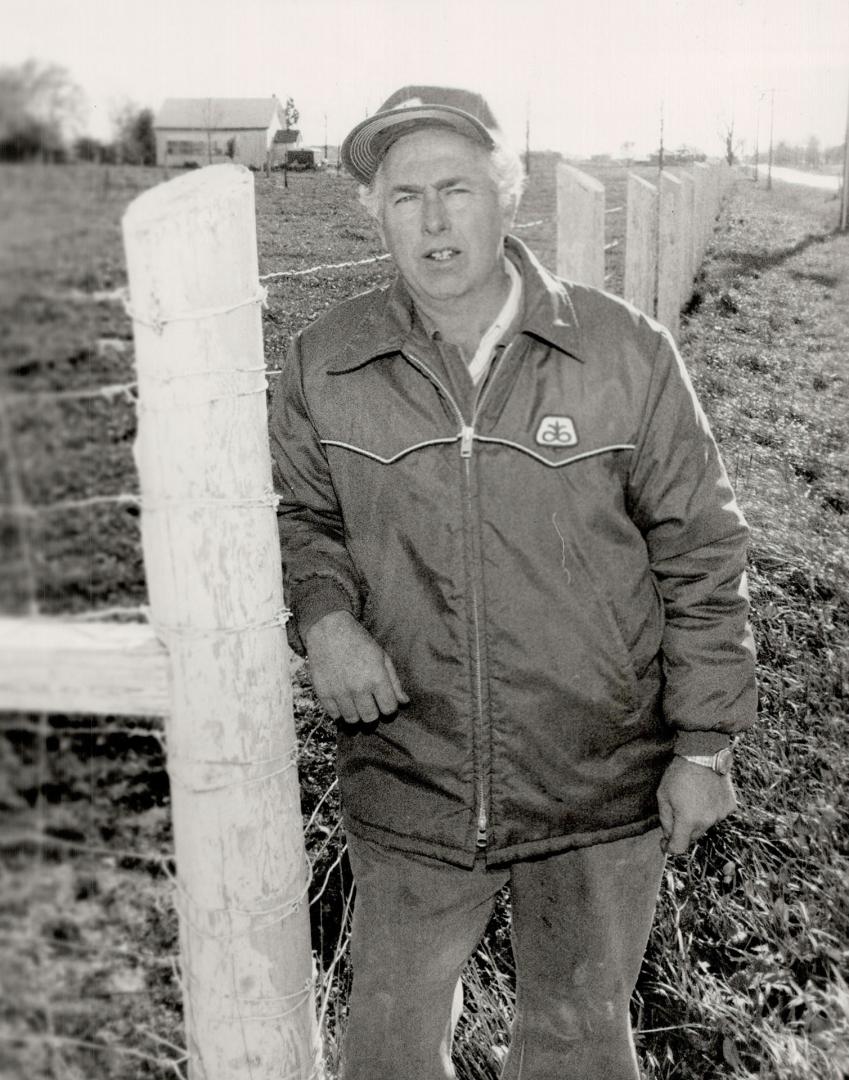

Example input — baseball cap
[340,85,499,185]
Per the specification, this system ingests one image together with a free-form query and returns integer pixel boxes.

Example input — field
[1,157,848,1079]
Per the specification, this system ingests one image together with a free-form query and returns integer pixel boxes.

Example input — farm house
[153,96,291,169]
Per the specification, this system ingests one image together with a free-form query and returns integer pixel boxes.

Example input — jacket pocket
[558,533,644,698]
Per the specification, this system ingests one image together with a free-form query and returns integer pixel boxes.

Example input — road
[761,166,841,191]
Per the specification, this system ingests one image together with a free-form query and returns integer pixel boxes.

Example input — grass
[1,160,848,1079]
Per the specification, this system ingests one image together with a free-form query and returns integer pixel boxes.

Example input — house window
[166,140,207,156]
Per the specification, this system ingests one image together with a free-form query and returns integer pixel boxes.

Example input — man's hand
[304,610,410,725]
[656,756,737,854]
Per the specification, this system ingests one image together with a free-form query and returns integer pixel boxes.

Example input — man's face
[375,127,511,312]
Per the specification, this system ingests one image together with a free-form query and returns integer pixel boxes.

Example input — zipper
[406,344,515,850]
[466,343,513,846]
[406,351,494,848]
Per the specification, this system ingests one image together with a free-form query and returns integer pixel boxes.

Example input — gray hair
[358,136,526,225]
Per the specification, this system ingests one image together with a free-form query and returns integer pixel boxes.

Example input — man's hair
[358,135,526,224]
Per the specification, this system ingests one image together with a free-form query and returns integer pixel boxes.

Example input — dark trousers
[341,828,666,1080]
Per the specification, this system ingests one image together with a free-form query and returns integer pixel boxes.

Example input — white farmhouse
[154,97,291,169]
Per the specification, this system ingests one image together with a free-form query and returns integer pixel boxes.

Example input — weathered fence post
[656,171,684,337]
[623,173,658,315]
[556,163,605,287]
[678,172,696,306]
[693,162,712,270]
[122,163,320,1080]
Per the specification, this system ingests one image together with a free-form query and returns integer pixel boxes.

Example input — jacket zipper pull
[460,424,475,458]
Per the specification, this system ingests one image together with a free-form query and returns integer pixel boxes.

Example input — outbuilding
[270,128,305,168]
[154,97,292,169]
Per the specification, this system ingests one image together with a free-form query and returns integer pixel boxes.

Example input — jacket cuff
[673,729,733,756]
[292,577,360,644]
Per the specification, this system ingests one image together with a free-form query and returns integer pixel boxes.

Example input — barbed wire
[260,252,392,280]
[0,716,165,740]
[2,381,138,403]
[2,828,176,868]
[0,492,141,516]
[66,604,150,621]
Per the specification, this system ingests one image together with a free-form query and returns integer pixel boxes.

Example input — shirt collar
[327,235,585,373]
[467,256,523,382]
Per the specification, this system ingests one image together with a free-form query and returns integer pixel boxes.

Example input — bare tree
[718,115,739,166]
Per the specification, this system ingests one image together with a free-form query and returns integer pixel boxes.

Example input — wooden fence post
[122,163,319,1080]
[623,173,658,316]
[556,163,605,287]
[656,171,684,337]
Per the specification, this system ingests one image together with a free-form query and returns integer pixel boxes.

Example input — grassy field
[1,158,847,1079]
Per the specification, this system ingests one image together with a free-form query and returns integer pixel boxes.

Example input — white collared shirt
[467,257,523,386]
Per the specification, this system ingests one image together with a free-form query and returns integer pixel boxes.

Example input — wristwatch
[676,748,733,775]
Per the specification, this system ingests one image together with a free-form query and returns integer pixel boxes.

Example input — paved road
[762,166,840,191]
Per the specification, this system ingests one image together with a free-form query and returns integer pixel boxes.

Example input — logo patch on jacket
[535,415,578,447]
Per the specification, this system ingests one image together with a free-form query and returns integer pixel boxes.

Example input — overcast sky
[3,0,848,159]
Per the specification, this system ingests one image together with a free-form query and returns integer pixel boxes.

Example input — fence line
[1,159,738,1079]
[557,160,731,335]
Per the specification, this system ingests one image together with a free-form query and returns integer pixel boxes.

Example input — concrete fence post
[656,171,684,338]
[623,173,658,316]
[556,163,605,287]
[678,172,696,307]
[122,163,320,1080]
[693,162,713,269]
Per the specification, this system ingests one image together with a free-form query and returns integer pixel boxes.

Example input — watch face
[715,748,733,775]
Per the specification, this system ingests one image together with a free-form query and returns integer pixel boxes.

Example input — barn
[153,97,296,169]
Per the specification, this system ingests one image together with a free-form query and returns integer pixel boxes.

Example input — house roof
[154,98,282,131]
[273,129,301,144]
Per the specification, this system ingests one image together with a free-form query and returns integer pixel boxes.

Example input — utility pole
[657,99,665,175]
[841,74,849,231]
[753,89,768,183]
[766,88,775,191]
[323,112,328,166]
[524,98,531,178]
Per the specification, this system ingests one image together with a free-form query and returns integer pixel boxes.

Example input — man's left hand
[656,757,737,854]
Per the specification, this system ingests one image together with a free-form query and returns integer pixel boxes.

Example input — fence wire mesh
[0,158,597,1079]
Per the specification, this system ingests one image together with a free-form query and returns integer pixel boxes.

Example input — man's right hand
[304,610,410,725]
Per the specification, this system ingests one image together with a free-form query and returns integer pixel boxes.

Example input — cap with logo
[340,85,500,186]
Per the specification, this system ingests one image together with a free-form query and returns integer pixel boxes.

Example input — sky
[3,0,848,160]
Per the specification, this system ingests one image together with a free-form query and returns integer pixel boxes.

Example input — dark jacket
[270,237,757,868]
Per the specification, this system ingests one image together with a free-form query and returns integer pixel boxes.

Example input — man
[270,86,756,1080]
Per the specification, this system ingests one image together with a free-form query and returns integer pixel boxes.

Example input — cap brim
[341,104,495,185]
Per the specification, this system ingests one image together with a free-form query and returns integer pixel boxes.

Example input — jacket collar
[326,235,585,373]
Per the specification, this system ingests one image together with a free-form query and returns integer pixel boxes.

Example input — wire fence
[0,155,740,1078]
[0,213,402,1077]
[0,173,559,1077]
